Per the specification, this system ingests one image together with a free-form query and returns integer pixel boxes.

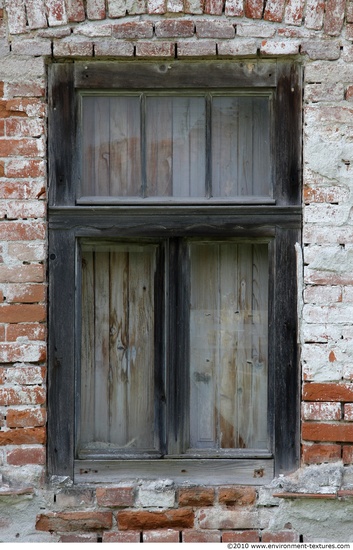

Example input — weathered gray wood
[74,61,277,89]
[74,458,274,485]
[78,243,160,456]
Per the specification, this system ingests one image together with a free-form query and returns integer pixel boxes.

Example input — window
[48,61,301,484]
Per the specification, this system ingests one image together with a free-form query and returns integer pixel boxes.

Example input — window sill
[74,458,274,485]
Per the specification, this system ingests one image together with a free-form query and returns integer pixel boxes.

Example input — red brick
[113,22,153,38]
[0,368,5,383]
[0,138,44,158]
[264,0,286,21]
[178,487,215,507]
[0,386,45,406]
[0,221,45,241]
[344,404,353,421]
[96,487,134,507]
[284,0,305,25]
[117,509,194,530]
[103,531,140,542]
[5,159,45,178]
[324,0,345,35]
[244,0,265,19]
[6,82,45,98]
[262,530,300,542]
[218,487,257,506]
[195,20,235,37]
[36,512,112,532]
[6,99,46,118]
[135,42,175,57]
[0,342,46,363]
[303,422,353,443]
[5,284,46,304]
[225,0,244,16]
[143,530,180,542]
[204,0,224,14]
[6,364,46,386]
[222,530,260,542]
[0,411,4,427]
[7,407,46,428]
[0,304,46,323]
[7,446,45,465]
[0,324,4,342]
[6,324,46,342]
[183,530,221,542]
[303,383,353,402]
[47,0,68,25]
[343,445,353,464]
[0,427,46,445]
[155,19,194,37]
[66,0,86,22]
[53,39,93,57]
[0,265,44,284]
[87,0,106,19]
[177,41,217,57]
[302,443,341,464]
[302,402,341,421]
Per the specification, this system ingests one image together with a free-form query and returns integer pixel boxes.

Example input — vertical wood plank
[146,97,173,197]
[189,243,218,448]
[212,97,239,197]
[172,97,206,197]
[252,97,271,197]
[48,229,76,477]
[110,96,141,197]
[238,98,253,196]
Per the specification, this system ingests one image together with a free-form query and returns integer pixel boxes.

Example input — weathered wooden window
[80,94,271,201]
[48,61,301,484]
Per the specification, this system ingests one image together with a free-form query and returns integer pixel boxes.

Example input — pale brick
[195,20,235,38]
[73,22,112,37]
[167,0,184,12]
[185,0,203,13]
[126,0,147,15]
[86,0,106,19]
[218,39,260,56]
[284,0,304,25]
[53,38,93,56]
[143,530,180,542]
[107,0,126,17]
[66,0,85,21]
[26,0,47,29]
[46,0,68,26]
[236,22,276,38]
[302,402,341,421]
[301,40,340,60]
[6,0,27,35]
[198,509,263,530]
[323,0,345,36]
[147,0,166,14]
[94,41,134,56]
[224,0,244,16]
[135,41,175,57]
[0,343,46,363]
[344,404,353,421]
[304,285,342,304]
[7,243,46,262]
[260,39,300,55]
[305,0,325,30]
[177,40,217,57]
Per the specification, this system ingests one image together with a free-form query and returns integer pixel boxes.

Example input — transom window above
[80,93,272,203]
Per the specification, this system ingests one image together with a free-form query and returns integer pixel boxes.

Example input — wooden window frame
[48,60,302,485]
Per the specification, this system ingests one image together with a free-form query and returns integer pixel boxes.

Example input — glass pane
[212,97,271,198]
[81,96,142,197]
[189,241,268,450]
[146,96,206,198]
[78,242,159,455]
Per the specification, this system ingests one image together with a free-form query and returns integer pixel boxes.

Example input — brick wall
[1,0,353,542]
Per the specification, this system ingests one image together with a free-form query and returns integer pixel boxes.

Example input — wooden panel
[48,229,76,478]
[74,61,277,89]
[74,458,274,485]
[189,241,269,452]
[109,97,141,196]
[146,97,173,197]
[211,97,271,198]
[78,242,159,456]
[48,63,76,206]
